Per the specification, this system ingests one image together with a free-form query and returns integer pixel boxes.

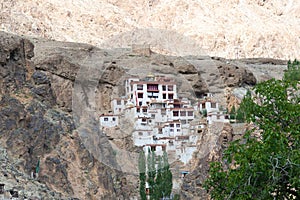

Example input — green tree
[284,59,300,81]
[138,150,147,200]
[140,149,173,199]
[147,149,157,200]
[204,79,300,199]
[162,151,173,198]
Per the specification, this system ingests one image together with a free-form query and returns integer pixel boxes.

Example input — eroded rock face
[180,123,234,200]
[216,62,257,87]
[0,32,133,199]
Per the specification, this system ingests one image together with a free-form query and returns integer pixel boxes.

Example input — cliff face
[0,32,134,199]
[1,0,299,59]
[0,31,285,199]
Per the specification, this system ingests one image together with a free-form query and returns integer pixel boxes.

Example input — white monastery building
[100,75,229,164]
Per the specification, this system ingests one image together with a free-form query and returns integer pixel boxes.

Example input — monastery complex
[100,75,229,164]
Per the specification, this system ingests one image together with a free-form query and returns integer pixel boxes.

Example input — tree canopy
[204,78,300,199]
[284,59,300,81]
[138,150,173,200]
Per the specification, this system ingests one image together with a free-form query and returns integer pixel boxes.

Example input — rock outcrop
[0,32,134,199]
[180,123,234,200]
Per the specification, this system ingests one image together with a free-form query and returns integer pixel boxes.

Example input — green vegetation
[138,150,173,200]
[138,150,147,200]
[205,78,300,199]
[284,59,300,81]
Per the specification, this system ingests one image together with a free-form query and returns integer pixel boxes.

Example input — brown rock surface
[1,0,299,59]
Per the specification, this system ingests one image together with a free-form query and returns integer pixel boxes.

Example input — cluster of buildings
[100,75,229,164]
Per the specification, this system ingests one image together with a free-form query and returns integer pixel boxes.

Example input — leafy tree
[147,149,157,200]
[140,149,173,199]
[138,150,147,200]
[284,59,300,81]
[204,79,300,199]
[162,151,173,197]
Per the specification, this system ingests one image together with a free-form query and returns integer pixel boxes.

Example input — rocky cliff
[1,0,299,59]
[0,31,286,199]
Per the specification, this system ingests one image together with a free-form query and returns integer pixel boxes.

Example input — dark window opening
[147,84,158,91]
[173,111,179,116]
[168,85,173,91]
[138,93,143,98]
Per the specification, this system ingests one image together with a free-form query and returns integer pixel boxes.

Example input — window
[112,117,116,121]
[158,128,162,134]
[139,132,143,136]
[139,101,142,106]
[117,100,121,105]
[142,108,147,113]
[174,104,180,108]
[202,103,206,109]
[151,146,156,151]
[188,111,193,116]
[104,118,108,121]
[180,111,186,116]
[181,120,187,124]
[142,118,147,122]
[163,93,166,99]
[138,93,143,98]
[168,94,174,99]
[137,85,143,90]
[162,85,166,91]
[168,85,173,91]
[137,108,140,112]
[211,102,217,108]
[170,124,174,127]
[217,115,220,119]
[147,84,158,91]
[177,129,181,132]
[170,128,174,132]
[151,114,155,118]
[176,124,180,128]
[173,111,179,116]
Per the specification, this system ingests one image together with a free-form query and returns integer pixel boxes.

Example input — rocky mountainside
[1,0,300,59]
[0,31,286,199]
